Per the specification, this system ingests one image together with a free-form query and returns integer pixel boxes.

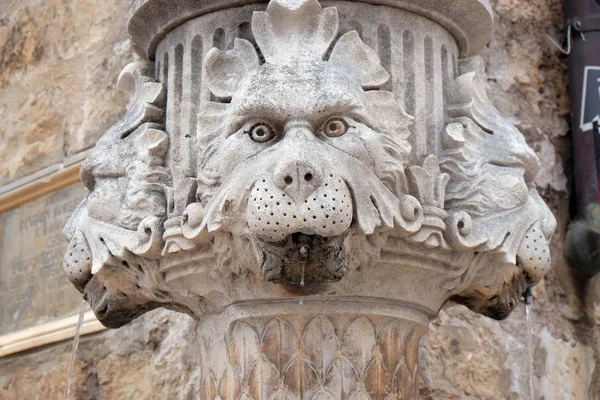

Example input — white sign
[581,66,600,132]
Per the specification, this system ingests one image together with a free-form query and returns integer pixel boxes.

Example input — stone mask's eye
[323,118,348,137]
[248,123,275,143]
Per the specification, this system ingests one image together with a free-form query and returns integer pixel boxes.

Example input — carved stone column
[63,0,556,398]
[198,300,426,399]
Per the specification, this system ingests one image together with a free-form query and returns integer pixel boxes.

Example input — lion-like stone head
[62,0,557,328]
[181,0,423,284]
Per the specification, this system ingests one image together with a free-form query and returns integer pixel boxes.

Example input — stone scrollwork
[63,0,556,392]
[407,155,450,248]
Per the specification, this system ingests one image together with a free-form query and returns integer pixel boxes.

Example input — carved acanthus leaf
[203,315,423,400]
[329,31,389,89]
[407,155,450,248]
[408,155,448,209]
[252,0,339,63]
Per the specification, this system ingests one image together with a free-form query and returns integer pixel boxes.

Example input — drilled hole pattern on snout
[63,230,93,289]
[247,175,353,241]
[517,222,551,281]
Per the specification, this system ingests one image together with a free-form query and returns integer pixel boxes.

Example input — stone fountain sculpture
[63,0,556,397]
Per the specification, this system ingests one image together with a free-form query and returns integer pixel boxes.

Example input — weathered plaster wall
[0,0,596,399]
[0,0,134,185]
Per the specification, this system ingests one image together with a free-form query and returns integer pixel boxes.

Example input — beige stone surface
[0,310,201,400]
[0,1,597,400]
[0,0,135,185]
[421,305,596,400]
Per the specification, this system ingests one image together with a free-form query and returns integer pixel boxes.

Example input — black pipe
[594,117,600,191]
[565,0,600,277]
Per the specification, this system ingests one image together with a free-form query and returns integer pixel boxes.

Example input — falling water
[299,262,306,287]
[299,244,309,288]
[63,299,86,400]
[524,290,535,400]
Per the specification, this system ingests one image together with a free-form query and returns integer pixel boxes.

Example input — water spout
[524,287,534,400]
[298,238,310,288]
[63,299,86,400]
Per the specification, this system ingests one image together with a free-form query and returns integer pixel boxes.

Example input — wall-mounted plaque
[0,184,86,336]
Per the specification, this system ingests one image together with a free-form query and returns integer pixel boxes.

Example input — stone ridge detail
[128,0,494,59]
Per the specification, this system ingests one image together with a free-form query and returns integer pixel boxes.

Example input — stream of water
[63,299,86,400]
[525,296,535,400]
[299,244,308,287]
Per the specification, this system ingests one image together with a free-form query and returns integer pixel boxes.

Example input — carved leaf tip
[329,31,390,89]
[407,155,448,208]
[253,0,338,62]
[205,39,260,100]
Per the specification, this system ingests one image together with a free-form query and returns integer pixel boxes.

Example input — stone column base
[198,298,428,400]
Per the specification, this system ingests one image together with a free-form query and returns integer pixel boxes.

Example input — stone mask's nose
[273,159,323,203]
[272,124,324,203]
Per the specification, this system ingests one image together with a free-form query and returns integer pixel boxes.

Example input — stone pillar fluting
[62,0,556,398]
[152,1,462,188]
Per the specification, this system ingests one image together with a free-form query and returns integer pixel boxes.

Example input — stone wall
[0,0,134,185]
[0,0,596,399]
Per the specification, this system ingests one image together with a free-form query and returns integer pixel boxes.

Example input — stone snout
[273,158,323,204]
[272,145,324,204]
[247,124,355,285]
[248,124,353,240]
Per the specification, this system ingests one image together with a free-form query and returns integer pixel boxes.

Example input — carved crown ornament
[63,0,555,396]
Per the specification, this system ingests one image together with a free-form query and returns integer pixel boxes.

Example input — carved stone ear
[252,0,338,62]
[205,38,260,101]
[329,31,390,90]
[197,101,230,136]
[132,125,169,166]
[365,90,413,137]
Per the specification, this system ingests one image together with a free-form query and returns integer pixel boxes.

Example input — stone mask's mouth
[80,266,165,329]
[258,232,348,285]
[450,269,531,321]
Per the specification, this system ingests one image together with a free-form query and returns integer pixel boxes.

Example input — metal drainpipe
[565,0,600,277]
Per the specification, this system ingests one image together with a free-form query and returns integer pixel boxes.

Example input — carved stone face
[193,56,420,282]
[211,65,404,226]
[179,2,427,284]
